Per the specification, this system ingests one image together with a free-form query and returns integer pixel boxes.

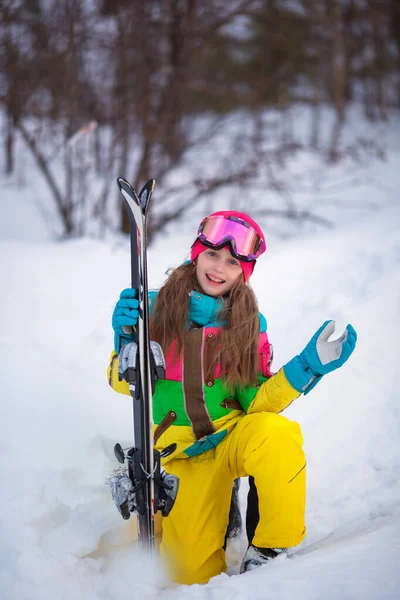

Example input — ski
[110,178,178,551]
[119,177,156,547]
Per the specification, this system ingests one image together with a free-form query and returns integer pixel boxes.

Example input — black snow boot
[240,544,287,574]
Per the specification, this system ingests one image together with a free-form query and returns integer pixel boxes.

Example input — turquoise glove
[283,320,357,394]
[112,288,139,353]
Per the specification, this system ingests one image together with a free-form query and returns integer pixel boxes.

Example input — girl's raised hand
[283,320,357,395]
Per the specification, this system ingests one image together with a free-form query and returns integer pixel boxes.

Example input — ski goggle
[194,214,265,262]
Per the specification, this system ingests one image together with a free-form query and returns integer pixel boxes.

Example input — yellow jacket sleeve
[107,351,130,396]
[247,368,300,414]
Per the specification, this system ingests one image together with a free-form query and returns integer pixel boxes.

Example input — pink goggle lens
[198,215,263,260]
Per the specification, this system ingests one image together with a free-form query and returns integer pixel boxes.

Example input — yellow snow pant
[160,411,306,585]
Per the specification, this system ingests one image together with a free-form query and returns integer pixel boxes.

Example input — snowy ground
[1,121,400,599]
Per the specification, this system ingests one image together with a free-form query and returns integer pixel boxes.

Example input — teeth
[208,275,225,283]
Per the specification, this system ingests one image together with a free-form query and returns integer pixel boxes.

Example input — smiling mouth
[206,274,225,284]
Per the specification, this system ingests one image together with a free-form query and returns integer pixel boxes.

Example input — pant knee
[234,412,305,480]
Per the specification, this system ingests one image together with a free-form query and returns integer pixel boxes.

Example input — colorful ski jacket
[108,291,300,463]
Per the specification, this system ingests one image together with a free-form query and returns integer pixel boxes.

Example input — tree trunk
[5,116,14,175]
[329,0,347,162]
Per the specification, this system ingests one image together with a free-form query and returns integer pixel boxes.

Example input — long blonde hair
[150,262,260,391]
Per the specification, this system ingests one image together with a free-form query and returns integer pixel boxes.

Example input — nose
[214,258,224,273]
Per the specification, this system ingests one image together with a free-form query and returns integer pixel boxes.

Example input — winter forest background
[2,0,400,240]
[1,2,400,599]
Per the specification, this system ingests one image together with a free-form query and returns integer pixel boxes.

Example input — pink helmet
[191,210,266,283]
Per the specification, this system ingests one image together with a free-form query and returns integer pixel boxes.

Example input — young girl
[108,210,357,585]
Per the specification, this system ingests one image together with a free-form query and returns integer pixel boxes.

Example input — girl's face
[195,247,243,296]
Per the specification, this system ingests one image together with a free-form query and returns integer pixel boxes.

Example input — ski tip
[117,176,132,191]
[118,177,155,194]
[140,179,156,195]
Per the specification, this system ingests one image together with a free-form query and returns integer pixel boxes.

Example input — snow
[1,118,400,599]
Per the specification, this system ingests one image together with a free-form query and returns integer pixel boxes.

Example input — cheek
[195,260,205,279]
[231,268,243,282]
[196,255,211,273]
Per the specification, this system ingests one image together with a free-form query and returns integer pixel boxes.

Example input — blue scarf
[188,291,226,328]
